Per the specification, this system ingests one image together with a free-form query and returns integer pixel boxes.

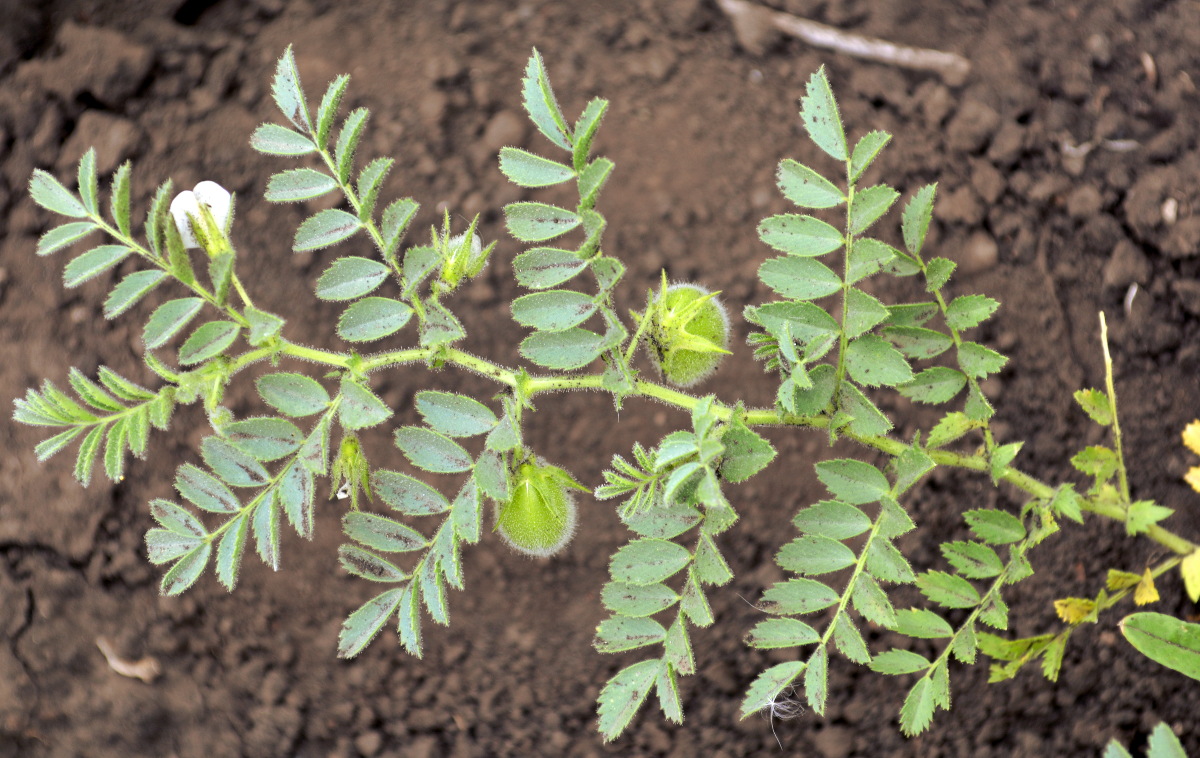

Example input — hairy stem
[222,334,1198,557]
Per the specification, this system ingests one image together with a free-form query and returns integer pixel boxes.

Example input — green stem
[218,327,1198,558]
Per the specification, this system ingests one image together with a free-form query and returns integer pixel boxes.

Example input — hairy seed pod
[495,459,584,558]
[640,274,732,388]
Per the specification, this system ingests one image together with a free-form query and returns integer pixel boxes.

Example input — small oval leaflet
[393,427,472,473]
[63,245,132,288]
[511,290,598,331]
[415,391,498,437]
[104,269,166,319]
[294,208,362,252]
[250,123,316,156]
[315,257,390,301]
[223,417,304,461]
[336,297,413,342]
[601,582,680,618]
[371,469,451,515]
[757,256,841,301]
[337,587,404,659]
[178,321,241,365]
[175,463,240,513]
[144,297,204,349]
[201,436,270,487]
[594,615,667,653]
[338,544,407,583]
[609,538,691,586]
[513,247,588,290]
[746,618,821,649]
[265,167,337,202]
[519,327,605,370]
[338,378,392,430]
[498,147,575,187]
[257,372,330,417]
[343,511,427,553]
[504,201,582,242]
[758,214,845,258]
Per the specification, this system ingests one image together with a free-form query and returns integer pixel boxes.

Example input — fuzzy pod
[495,459,583,558]
[643,280,732,388]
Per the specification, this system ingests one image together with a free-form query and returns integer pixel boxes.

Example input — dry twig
[96,636,161,683]
[716,0,971,85]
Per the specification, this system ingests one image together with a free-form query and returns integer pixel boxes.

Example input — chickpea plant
[15,47,1200,743]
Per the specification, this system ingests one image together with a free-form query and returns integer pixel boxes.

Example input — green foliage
[13,48,1199,749]
[1105,722,1190,758]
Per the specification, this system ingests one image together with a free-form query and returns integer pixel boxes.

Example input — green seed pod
[495,458,585,558]
[639,272,732,388]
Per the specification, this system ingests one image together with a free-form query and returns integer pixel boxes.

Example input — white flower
[169,181,231,249]
[447,231,483,257]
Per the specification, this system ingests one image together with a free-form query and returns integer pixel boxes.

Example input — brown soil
[2,1,1199,756]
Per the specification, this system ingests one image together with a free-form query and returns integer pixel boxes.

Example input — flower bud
[639,272,731,388]
[434,211,493,292]
[170,181,233,255]
[495,458,585,558]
